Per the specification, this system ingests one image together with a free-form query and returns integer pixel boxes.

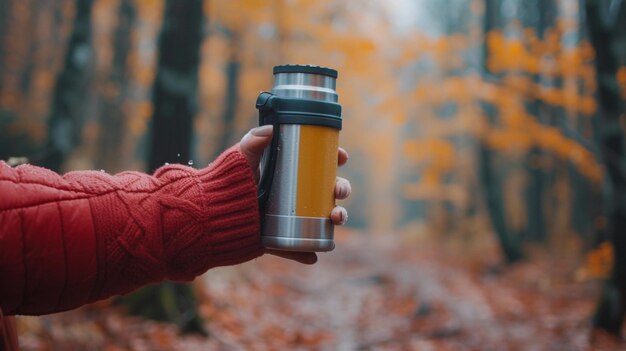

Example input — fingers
[333,176,350,225]
[330,206,348,225]
[239,125,274,179]
[265,249,318,265]
[335,177,351,200]
[338,147,349,167]
[335,148,350,226]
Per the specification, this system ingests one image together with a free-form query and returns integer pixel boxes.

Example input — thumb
[240,125,274,179]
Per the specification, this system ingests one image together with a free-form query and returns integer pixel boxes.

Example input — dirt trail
[200,231,616,350]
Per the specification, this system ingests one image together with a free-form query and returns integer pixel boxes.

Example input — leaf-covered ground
[16,229,626,350]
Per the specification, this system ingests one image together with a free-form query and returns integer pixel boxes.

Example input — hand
[239,125,352,265]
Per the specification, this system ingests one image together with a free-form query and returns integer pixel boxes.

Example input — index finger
[338,147,349,167]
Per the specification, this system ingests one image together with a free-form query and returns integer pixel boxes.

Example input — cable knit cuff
[164,145,263,281]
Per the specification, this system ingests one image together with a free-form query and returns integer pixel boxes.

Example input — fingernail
[337,184,347,198]
[251,125,273,137]
[340,209,348,225]
[336,179,351,198]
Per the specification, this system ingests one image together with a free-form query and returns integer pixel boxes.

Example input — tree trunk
[0,0,9,88]
[217,36,241,154]
[586,0,626,335]
[40,0,94,171]
[123,0,207,336]
[479,143,524,263]
[147,0,203,171]
[96,0,135,172]
[523,0,556,243]
[481,0,523,263]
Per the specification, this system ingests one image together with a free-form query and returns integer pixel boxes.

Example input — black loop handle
[256,92,279,215]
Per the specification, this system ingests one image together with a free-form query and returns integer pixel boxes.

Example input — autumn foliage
[2,0,626,348]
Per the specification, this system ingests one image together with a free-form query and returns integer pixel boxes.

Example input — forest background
[2,0,626,349]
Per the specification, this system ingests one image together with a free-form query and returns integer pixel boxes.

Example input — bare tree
[122,0,207,335]
[585,0,626,335]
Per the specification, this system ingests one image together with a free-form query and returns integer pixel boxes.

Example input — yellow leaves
[404,138,455,186]
[486,29,596,94]
[320,36,378,74]
[508,39,526,66]
[487,130,533,152]
[484,109,604,183]
[486,31,526,72]
[560,51,583,76]
[535,126,563,152]
[391,111,407,124]
[400,54,602,186]
[408,77,473,107]
[211,0,274,33]
[238,0,268,12]
[475,72,596,115]
[238,67,271,114]
[326,37,377,56]
[578,96,598,115]
[374,96,410,125]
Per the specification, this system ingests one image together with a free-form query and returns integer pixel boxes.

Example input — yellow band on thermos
[296,125,339,218]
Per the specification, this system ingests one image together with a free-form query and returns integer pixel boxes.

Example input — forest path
[200,229,606,350]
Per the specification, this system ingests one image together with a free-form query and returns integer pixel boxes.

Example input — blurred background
[2,0,626,349]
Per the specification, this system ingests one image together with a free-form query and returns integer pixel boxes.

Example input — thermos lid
[273,64,338,79]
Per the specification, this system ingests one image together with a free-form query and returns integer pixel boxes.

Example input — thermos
[256,64,342,252]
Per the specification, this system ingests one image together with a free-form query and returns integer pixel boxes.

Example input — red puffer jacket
[0,146,262,319]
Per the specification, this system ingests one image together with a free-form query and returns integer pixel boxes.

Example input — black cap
[273,64,338,78]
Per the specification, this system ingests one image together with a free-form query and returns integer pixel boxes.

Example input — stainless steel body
[260,65,339,252]
[261,124,335,251]
[272,71,338,102]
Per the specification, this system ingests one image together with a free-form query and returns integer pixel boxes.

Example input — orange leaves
[618,66,626,98]
[486,32,528,73]
[403,64,602,181]
[486,29,596,87]
[533,126,603,182]
[404,138,455,187]
[210,0,271,33]
[398,21,604,212]
[409,77,473,107]
[486,39,520,73]
[485,109,603,183]
[487,130,533,152]
[473,68,597,115]
[321,36,377,58]
[577,241,614,281]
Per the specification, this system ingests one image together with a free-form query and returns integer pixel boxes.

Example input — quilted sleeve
[0,145,262,316]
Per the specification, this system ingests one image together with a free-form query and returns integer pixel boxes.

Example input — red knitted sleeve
[0,145,262,316]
